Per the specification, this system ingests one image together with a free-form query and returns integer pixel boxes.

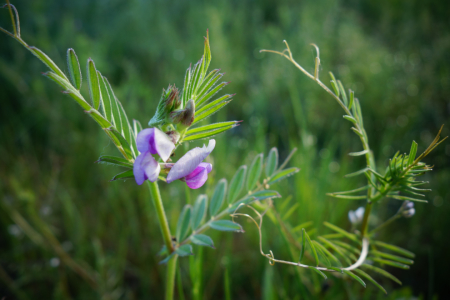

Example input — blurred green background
[1,0,449,299]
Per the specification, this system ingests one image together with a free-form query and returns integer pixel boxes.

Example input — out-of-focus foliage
[0,0,448,299]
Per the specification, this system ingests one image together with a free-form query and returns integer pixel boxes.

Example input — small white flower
[348,207,365,224]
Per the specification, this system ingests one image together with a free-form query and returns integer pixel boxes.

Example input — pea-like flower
[348,207,365,225]
[134,128,175,185]
[166,139,215,189]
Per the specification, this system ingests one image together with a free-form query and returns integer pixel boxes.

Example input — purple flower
[136,128,175,162]
[134,128,175,185]
[166,139,216,187]
[184,162,213,189]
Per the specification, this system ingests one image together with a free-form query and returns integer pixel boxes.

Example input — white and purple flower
[133,127,215,189]
[134,128,175,185]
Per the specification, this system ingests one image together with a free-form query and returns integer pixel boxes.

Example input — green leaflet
[337,80,347,106]
[196,81,229,108]
[312,241,331,267]
[209,220,243,232]
[192,97,231,125]
[184,124,238,141]
[353,269,387,294]
[190,234,215,248]
[303,229,319,266]
[110,170,134,182]
[116,99,137,157]
[98,73,113,123]
[106,127,134,161]
[373,241,415,258]
[372,258,410,270]
[348,149,369,156]
[299,228,307,263]
[133,119,143,137]
[308,266,327,280]
[323,222,360,244]
[191,195,207,230]
[29,46,68,81]
[186,121,240,135]
[176,244,193,256]
[209,179,227,217]
[343,270,366,288]
[176,205,192,242]
[246,153,263,191]
[265,147,279,178]
[267,167,300,185]
[196,94,232,115]
[361,264,402,285]
[371,250,414,265]
[66,48,82,90]
[345,167,370,178]
[87,58,101,110]
[326,194,367,200]
[104,77,123,134]
[227,165,247,204]
[96,155,133,168]
[349,89,354,109]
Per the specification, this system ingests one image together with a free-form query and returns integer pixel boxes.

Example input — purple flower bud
[136,128,175,162]
[133,151,161,185]
[184,162,213,189]
[166,139,215,184]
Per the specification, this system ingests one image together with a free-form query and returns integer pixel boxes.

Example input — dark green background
[1,0,449,299]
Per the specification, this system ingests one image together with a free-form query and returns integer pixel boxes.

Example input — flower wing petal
[166,139,215,183]
[153,128,175,162]
[133,151,160,185]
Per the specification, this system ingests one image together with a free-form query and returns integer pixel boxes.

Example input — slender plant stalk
[145,180,177,299]
[369,214,401,235]
[146,181,174,253]
[166,255,178,300]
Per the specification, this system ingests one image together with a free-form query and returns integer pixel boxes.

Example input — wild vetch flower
[348,207,365,225]
[166,139,215,188]
[134,128,175,185]
[184,162,213,189]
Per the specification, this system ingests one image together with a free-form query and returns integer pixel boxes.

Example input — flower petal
[166,139,216,183]
[133,151,161,185]
[136,128,175,162]
[185,168,209,189]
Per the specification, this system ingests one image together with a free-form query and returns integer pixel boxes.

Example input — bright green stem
[370,214,401,235]
[166,255,178,300]
[360,202,372,238]
[146,181,174,253]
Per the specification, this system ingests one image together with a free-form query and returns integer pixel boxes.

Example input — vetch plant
[1,2,446,298]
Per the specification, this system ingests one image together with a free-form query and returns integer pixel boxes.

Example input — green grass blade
[361,264,402,285]
[308,266,327,280]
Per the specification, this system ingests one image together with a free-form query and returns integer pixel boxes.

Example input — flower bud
[148,84,181,127]
[163,84,181,113]
[169,99,195,128]
[402,208,415,218]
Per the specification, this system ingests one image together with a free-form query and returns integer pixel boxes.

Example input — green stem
[145,181,177,300]
[146,180,174,253]
[166,255,178,300]
[359,202,372,238]
[370,214,401,235]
